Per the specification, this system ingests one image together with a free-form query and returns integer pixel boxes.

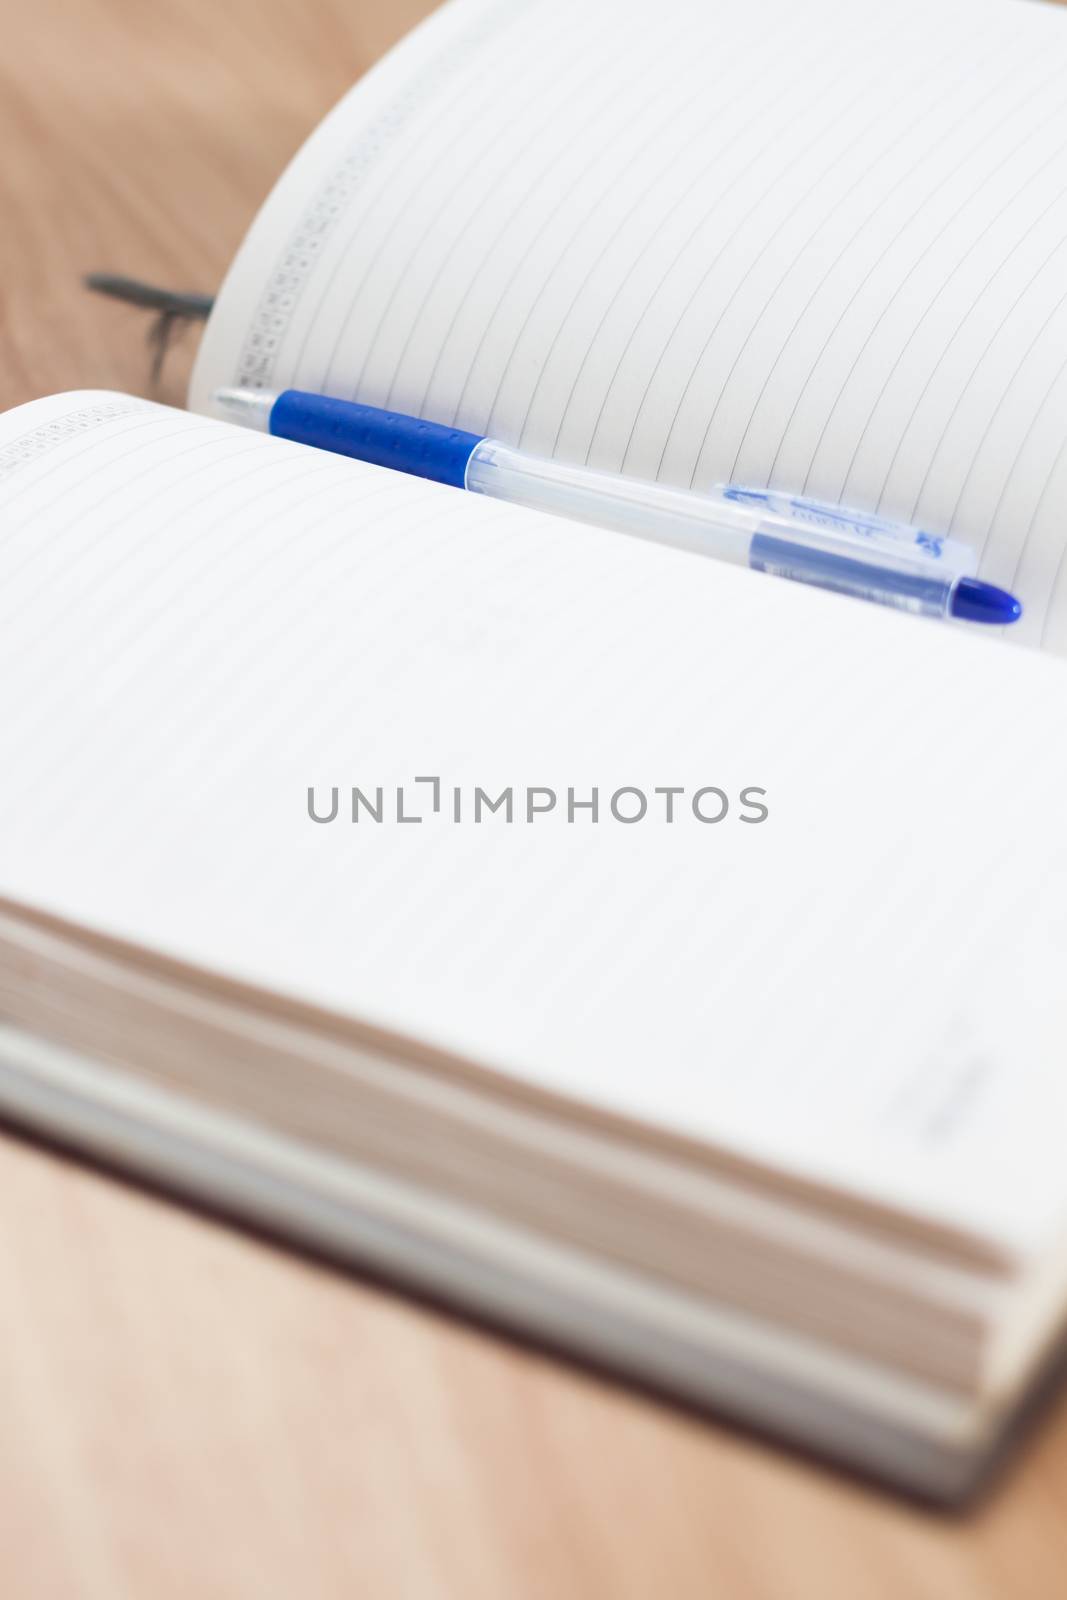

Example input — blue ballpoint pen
[213,387,1022,628]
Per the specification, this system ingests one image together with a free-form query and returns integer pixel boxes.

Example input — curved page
[2,393,1067,1258]
[191,0,1067,652]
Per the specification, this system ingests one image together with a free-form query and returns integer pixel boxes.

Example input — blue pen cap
[270,390,483,489]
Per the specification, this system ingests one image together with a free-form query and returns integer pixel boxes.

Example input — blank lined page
[192,0,1067,653]
[3,391,1067,1251]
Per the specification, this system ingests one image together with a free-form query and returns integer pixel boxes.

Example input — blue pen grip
[270,391,483,489]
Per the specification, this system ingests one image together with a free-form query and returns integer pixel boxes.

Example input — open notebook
[4,0,1067,1500]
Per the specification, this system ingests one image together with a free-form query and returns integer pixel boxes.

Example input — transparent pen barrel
[465,441,959,617]
[465,440,754,564]
[747,529,955,617]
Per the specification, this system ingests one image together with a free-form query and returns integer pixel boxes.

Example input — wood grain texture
[2,1,1067,1593]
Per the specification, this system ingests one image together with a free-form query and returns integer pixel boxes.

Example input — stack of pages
[4,0,1067,1499]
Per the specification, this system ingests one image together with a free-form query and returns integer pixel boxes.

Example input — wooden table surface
[2,1,1067,1594]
